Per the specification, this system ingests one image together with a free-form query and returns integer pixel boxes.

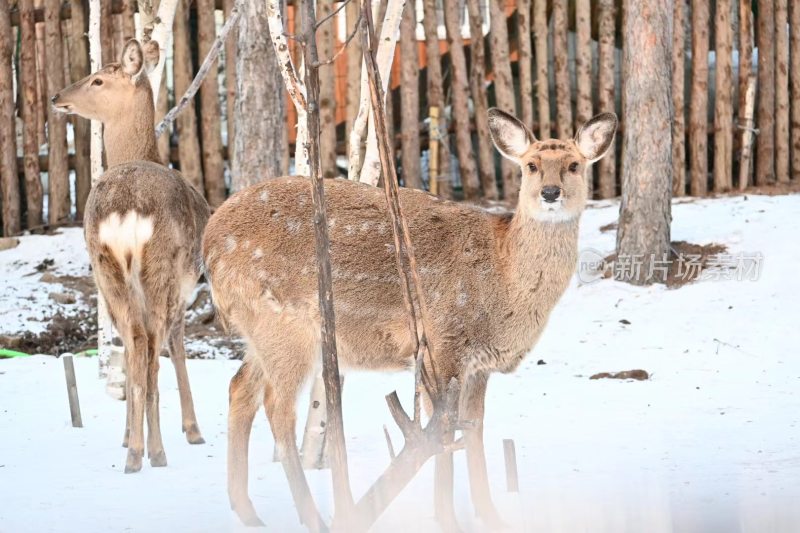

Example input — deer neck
[103,84,161,168]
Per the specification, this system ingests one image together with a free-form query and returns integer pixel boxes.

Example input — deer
[51,39,209,473]
[202,108,617,530]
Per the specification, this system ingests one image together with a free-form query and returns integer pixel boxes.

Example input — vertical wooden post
[552,0,572,139]
[689,0,709,196]
[574,0,592,127]
[532,0,550,140]
[466,0,498,200]
[790,0,800,180]
[755,0,775,185]
[45,0,70,224]
[774,0,790,183]
[739,75,757,191]
[19,0,43,228]
[517,0,533,129]
[69,0,92,220]
[738,0,754,189]
[63,355,84,428]
[173,0,203,191]
[121,0,136,40]
[318,0,338,179]
[156,69,170,165]
[502,439,519,492]
[429,106,439,195]
[0,0,20,236]
[223,0,238,166]
[345,0,363,158]
[713,0,733,192]
[36,20,47,147]
[596,0,616,198]
[101,0,114,64]
[671,0,686,197]
[399,0,422,189]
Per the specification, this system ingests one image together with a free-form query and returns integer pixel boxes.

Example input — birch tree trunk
[197,0,225,205]
[0,0,20,236]
[755,0,775,185]
[19,0,43,228]
[399,0,422,189]
[517,0,533,128]
[45,0,70,224]
[467,0,498,200]
[69,0,92,219]
[596,0,616,198]
[617,0,672,285]
[442,0,480,199]
[533,0,550,140]
[671,0,685,196]
[422,0,451,197]
[346,0,363,167]
[173,0,203,191]
[145,0,179,107]
[791,0,800,180]
[738,0,754,188]
[318,0,338,179]
[689,0,708,195]
[713,0,733,192]
[774,0,789,183]
[552,0,572,138]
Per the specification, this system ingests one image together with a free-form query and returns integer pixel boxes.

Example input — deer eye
[92,79,103,87]
[568,162,579,173]
[527,163,538,173]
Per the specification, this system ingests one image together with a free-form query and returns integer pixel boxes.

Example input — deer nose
[540,186,562,203]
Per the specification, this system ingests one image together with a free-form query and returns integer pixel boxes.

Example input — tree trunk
[689,0,708,195]
[617,0,672,285]
[197,0,225,205]
[791,0,800,180]
[121,0,135,40]
[345,0,363,170]
[318,0,338,179]
[232,0,287,190]
[19,0,43,228]
[156,68,170,164]
[101,0,114,64]
[574,0,591,127]
[552,0,572,139]
[489,0,518,199]
[224,0,238,168]
[422,0,451,198]
[596,0,616,198]
[713,0,733,191]
[533,0,550,140]
[671,0,685,196]
[173,0,203,191]
[755,0,775,185]
[517,0,533,128]
[69,0,91,219]
[442,0,480,199]
[36,22,46,148]
[738,0,753,187]
[0,0,20,236]
[467,0,498,200]
[399,0,422,189]
[45,0,70,224]
[774,0,789,183]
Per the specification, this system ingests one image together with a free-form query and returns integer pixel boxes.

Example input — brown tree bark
[19,0,43,228]
[422,0,452,198]
[156,69,170,164]
[671,0,686,196]
[318,0,338,179]
[197,0,225,205]
[713,0,733,191]
[617,0,672,285]
[596,0,616,198]
[45,0,70,224]
[35,21,47,148]
[231,0,287,191]
[533,0,550,139]
[443,0,480,199]
[489,0,519,199]
[574,0,592,126]
[68,0,91,219]
[517,0,533,128]
[552,0,572,139]
[791,0,800,180]
[100,0,114,64]
[345,0,363,159]
[689,0,709,195]
[173,0,203,191]
[224,0,238,167]
[755,0,775,185]
[121,0,136,41]
[774,0,789,183]
[400,0,422,189]
[738,0,753,188]
[467,0,498,200]
[0,0,20,236]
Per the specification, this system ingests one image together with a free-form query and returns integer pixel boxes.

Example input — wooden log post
[774,0,790,183]
[502,439,519,492]
[517,0,534,128]
[738,0,754,189]
[596,0,616,198]
[533,0,550,140]
[574,0,592,128]
[156,67,170,165]
[318,0,338,179]
[0,0,21,236]
[689,0,709,196]
[671,0,686,197]
[19,0,44,228]
[69,0,92,219]
[713,0,733,192]
[791,0,800,180]
[100,0,114,64]
[739,75,757,191]
[223,0,238,171]
[428,106,440,195]
[121,0,136,40]
[756,0,775,185]
[442,0,480,199]
[45,0,70,225]
[399,0,422,189]
[466,0,498,200]
[345,0,363,163]
[63,355,84,428]
[552,0,572,139]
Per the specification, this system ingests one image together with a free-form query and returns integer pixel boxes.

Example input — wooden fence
[0,0,797,237]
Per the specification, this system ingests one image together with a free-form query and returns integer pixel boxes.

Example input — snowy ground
[1,193,799,532]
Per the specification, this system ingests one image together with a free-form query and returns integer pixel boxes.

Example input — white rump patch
[97,211,154,270]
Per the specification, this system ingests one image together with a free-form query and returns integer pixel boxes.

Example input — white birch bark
[142,0,179,108]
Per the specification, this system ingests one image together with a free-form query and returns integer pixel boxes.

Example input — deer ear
[574,113,618,163]
[142,40,160,75]
[120,39,144,78]
[488,108,536,161]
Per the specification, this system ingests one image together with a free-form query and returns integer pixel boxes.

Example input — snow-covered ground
[1,193,799,532]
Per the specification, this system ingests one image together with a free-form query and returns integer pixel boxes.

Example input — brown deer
[52,40,209,473]
[203,109,617,529]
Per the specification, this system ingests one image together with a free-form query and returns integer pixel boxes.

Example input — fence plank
[517,0,533,129]
[400,0,422,190]
[45,0,70,224]
[737,0,753,188]
[69,0,91,219]
[19,0,43,228]
[756,0,775,185]
[318,0,338,179]
[197,0,225,206]
[689,0,709,196]
[792,0,800,181]
[173,0,203,191]
[0,0,21,236]
[489,0,518,199]
[596,0,616,199]
[774,0,790,183]
[713,0,733,192]
[62,355,83,428]
[422,0,451,198]
[100,0,113,64]
[223,0,237,165]
[671,0,686,196]
[532,0,549,140]
[552,0,572,139]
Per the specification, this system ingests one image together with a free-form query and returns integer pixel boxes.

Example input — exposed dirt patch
[599,222,617,233]
[590,369,650,381]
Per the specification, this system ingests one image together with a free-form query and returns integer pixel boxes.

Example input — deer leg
[123,324,148,473]
[145,333,167,467]
[228,360,265,527]
[122,349,131,448]
[167,316,205,444]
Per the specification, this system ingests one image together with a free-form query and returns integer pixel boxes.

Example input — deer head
[51,39,160,123]
[488,109,618,222]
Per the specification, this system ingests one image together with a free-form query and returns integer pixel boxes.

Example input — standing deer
[52,40,209,473]
[203,109,617,529]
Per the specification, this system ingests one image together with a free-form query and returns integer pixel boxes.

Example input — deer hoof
[184,423,205,444]
[124,449,143,473]
[149,450,167,467]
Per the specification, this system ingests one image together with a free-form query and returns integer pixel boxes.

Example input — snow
[1,193,799,532]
